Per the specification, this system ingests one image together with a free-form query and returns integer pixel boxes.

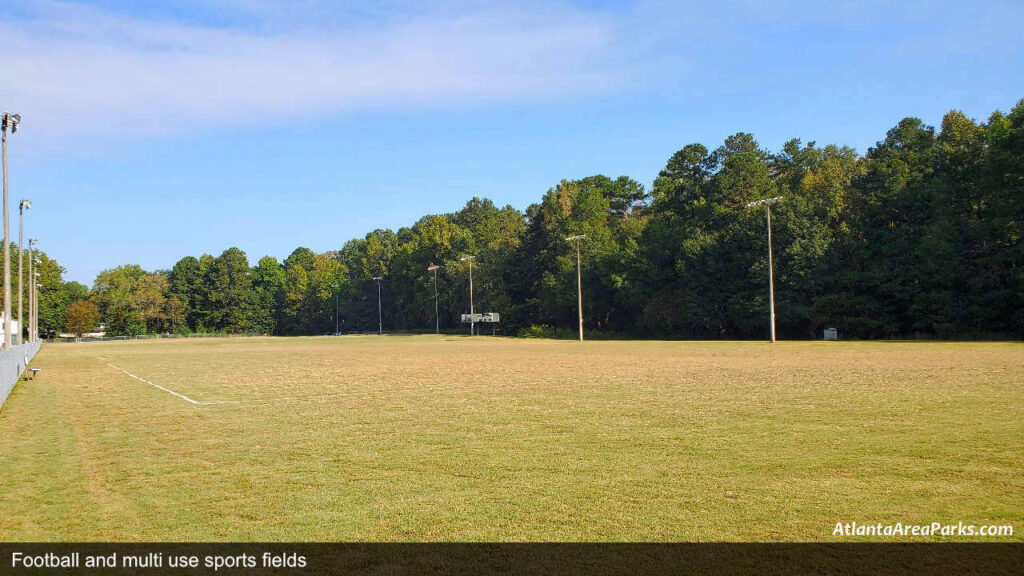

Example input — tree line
[45,99,1024,339]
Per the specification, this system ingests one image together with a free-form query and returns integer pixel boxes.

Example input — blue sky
[2,0,1022,284]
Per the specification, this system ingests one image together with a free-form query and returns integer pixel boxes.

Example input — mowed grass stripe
[0,337,1021,541]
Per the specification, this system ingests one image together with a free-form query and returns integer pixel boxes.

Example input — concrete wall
[0,341,42,411]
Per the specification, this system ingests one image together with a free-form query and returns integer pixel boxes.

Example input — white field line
[104,362,235,406]
[101,359,529,409]
[101,358,344,407]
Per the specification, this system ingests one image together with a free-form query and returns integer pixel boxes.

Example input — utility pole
[27,239,35,341]
[18,200,30,344]
[334,284,339,334]
[460,256,474,336]
[428,264,440,334]
[746,197,783,343]
[34,277,40,341]
[1,113,21,349]
[372,276,383,335]
[565,235,586,341]
[35,269,40,340]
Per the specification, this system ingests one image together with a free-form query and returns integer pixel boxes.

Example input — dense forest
[36,99,1024,340]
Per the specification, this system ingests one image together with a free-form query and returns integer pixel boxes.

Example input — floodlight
[564,234,586,242]
[19,200,31,210]
[29,238,37,245]
[2,113,20,134]
[372,276,383,281]
[459,256,474,262]
[427,265,440,271]
[746,196,783,208]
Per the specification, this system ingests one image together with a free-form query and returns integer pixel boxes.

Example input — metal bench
[24,356,40,380]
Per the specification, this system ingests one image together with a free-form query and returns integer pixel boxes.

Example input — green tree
[579,175,648,218]
[281,265,309,334]
[283,247,316,273]
[163,295,188,335]
[337,230,398,331]
[91,264,148,337]
[253,256,286,334]
[64,300,100,336]
[60,98,1024,341]
[169,256,205,330]
[204,247,261,333]
[131,274,168,333]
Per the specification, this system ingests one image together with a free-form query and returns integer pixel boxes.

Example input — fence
[0,341,42,411]
[44,333,269,344]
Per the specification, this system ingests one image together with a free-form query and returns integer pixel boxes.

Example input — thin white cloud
[0,1,617,148]
[3,0,1020,153]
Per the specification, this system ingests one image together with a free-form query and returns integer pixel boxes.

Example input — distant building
[0,314,21,341]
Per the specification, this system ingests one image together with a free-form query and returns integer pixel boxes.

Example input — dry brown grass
[0,336,1021,541]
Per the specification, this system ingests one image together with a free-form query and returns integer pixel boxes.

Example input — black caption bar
[0,543,1021,576]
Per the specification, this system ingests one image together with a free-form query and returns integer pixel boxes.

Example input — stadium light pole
[427,264,440,334]
[2,113,21,349]
[564,235,586,342]
[34,281,40,340]
[33,266,40,341]
[28,239,36,341]
[334,283,340,335]
[746,197,783,343]
[372,276,383,335]
[17,199,30,344]
[33,271,40,338]
[460,256,475,336]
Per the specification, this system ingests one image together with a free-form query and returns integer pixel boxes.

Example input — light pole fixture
[459,256,475,336]
[564,234,586,342]
[2,113,21,349]
[427,264,440,334]
[745,196,783,343]
[28,238,36,342]
[18,199,30,344]
[372,276,384,335]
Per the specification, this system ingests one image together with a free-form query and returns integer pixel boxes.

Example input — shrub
[517,324,576,339]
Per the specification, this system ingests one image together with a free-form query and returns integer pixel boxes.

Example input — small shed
[824,328,838,341]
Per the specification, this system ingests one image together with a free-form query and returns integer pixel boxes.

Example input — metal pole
[468,260,474,336]
[335,287,339,334]
[2,125,9,349]
[767,203,776,343]
[576,238,583,342]
[377,280,382,335]
[17,204,23,345]
[31,248,38,342]
[26,242,32,341]
[433,268,439,334]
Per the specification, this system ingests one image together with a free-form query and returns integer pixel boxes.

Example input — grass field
[0,336,1021,541]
